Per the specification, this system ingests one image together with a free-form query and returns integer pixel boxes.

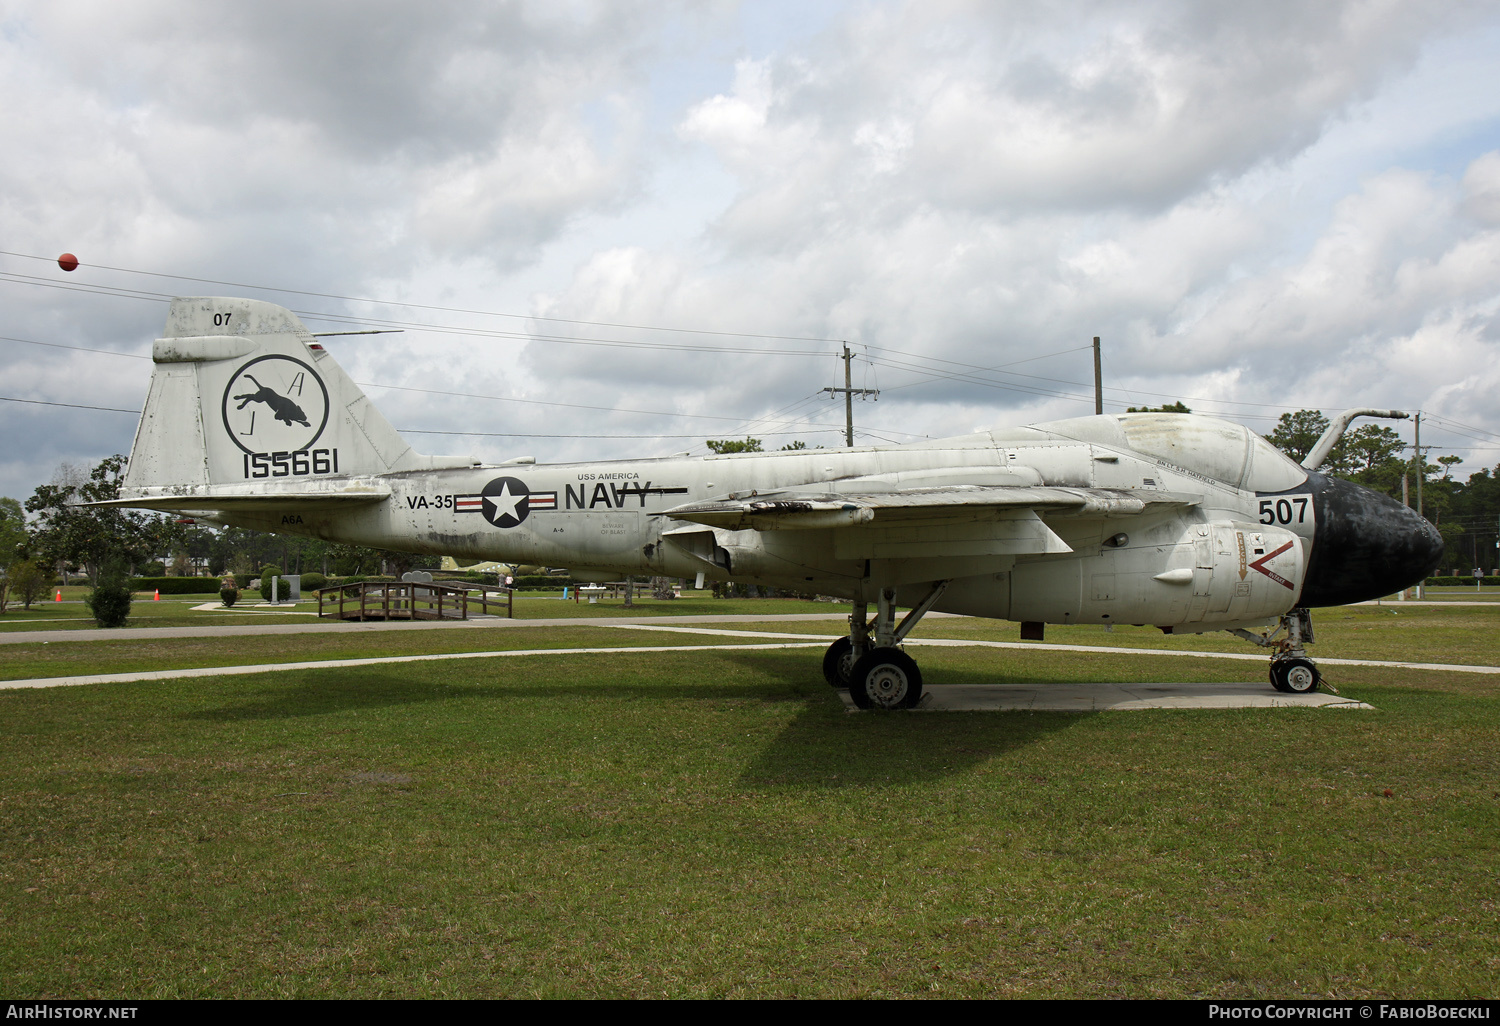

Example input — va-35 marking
[107,298,1444,709]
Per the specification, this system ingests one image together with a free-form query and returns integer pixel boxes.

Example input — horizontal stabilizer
[84,488,390,514]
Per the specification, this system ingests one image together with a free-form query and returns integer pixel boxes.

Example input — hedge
[129,577,223,595]
[509,574,574,590]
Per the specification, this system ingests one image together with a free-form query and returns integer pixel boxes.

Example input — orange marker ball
[58,253,79,272]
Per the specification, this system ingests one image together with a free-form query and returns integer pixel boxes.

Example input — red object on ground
[57,253,79,272]
[154,589,160,601]
[55,590,62,602]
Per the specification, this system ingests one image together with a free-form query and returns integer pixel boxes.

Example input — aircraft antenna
[823,343,879,446]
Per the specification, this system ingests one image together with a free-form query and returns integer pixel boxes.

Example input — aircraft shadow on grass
[180,654,836,722]
[182,669,464,722]
[178,650,1081,789]
[716,649,1084,788]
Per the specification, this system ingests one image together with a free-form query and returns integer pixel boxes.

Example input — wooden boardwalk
[316,581,512,622]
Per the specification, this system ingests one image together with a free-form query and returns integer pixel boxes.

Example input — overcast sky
[4,0,1500,503]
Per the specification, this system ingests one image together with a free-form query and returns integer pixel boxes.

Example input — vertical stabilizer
[121,297,473,500]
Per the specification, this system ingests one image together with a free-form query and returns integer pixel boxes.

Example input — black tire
[847,647,923,710]
[822,637,856,689]
[1271,657,1319,694]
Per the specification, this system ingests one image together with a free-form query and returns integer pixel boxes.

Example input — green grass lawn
[4,604,1499,683]
[2,605,1498,998]
[0,591,846,632]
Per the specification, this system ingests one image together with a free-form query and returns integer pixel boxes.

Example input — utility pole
[1093,336,1103,415]
[1414,411,1423,520]
[823,343,878,447]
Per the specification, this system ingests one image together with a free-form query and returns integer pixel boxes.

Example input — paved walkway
[0,635,1372,711]
[0,611,862,646]
[1358,599,1500,606]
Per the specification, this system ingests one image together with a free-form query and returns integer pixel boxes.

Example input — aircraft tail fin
[121,297,474,500]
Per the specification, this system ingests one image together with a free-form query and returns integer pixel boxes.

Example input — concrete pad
[840,681,1374,712]
[188,602,319,615]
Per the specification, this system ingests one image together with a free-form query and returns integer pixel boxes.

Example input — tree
[0,497,26,567]
[7,560,51,609]
[1339,424,1408,495]
[779,440,809,450]
[706,437,763,454]
[1126,401,1191,413]
[26,455,173,583]
[1267,410,1330,465]
[0,497,26,612]
[324,542,437,579]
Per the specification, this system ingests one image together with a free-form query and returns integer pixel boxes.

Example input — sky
[3,0,1500,504]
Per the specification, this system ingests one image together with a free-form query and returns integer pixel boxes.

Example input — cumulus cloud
[682,0,1469,225]
[3,0,1500,499]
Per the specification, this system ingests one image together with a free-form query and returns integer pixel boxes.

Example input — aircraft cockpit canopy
[1116,413,1309,493]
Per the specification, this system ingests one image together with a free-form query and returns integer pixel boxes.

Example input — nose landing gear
[1232,607,1329,694]
[1270,656,1320,694]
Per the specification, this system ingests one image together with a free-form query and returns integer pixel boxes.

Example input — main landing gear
[822,581,949,710]
[1232,607,1328,694]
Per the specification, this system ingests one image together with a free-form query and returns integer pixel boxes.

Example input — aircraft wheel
[822,637,856,689]
[1270,657,1319,694]
[847,647,923,710]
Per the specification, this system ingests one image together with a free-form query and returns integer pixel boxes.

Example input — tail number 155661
[243,449,339,479]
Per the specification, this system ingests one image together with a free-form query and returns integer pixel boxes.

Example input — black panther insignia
[222,355,330,455]
[232,375,311,427]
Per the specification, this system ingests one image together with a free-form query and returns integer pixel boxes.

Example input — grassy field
[5,603,1497,682]
[0,591,845,632]
[0,604,1497,998]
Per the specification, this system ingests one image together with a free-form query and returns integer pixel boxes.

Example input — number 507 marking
[1259,495,1311,526]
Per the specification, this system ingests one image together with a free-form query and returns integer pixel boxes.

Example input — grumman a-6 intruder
[106,298,1445,708]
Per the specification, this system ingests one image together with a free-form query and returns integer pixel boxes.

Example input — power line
[0,249,842,343]
[0,272,835,361]
[0,335,149,360]
[0,333,836,432]
[0,394,843,442]
[405,428,841,439]
[1,395,138,414]
[9,254,1500,439]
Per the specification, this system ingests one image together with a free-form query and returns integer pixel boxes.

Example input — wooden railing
[315,581,513,622]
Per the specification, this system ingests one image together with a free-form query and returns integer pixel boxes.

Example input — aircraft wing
[660,485,1199,560]
[660,485,1197,531]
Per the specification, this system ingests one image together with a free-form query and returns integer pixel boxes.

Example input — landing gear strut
[822,581,949,710]
[1232,607,1327,694]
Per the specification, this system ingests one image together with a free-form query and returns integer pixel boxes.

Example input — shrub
[220,585,238,608]
[258,566,284,602]
[299,572,327,593]
[87,564,133,628]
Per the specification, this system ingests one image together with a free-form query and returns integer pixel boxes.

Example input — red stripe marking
[1249,539,1296,590]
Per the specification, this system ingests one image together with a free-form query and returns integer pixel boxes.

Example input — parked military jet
[105,298,1444,707]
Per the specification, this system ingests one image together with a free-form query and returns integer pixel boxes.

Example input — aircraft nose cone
[1298,473,1445,607]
